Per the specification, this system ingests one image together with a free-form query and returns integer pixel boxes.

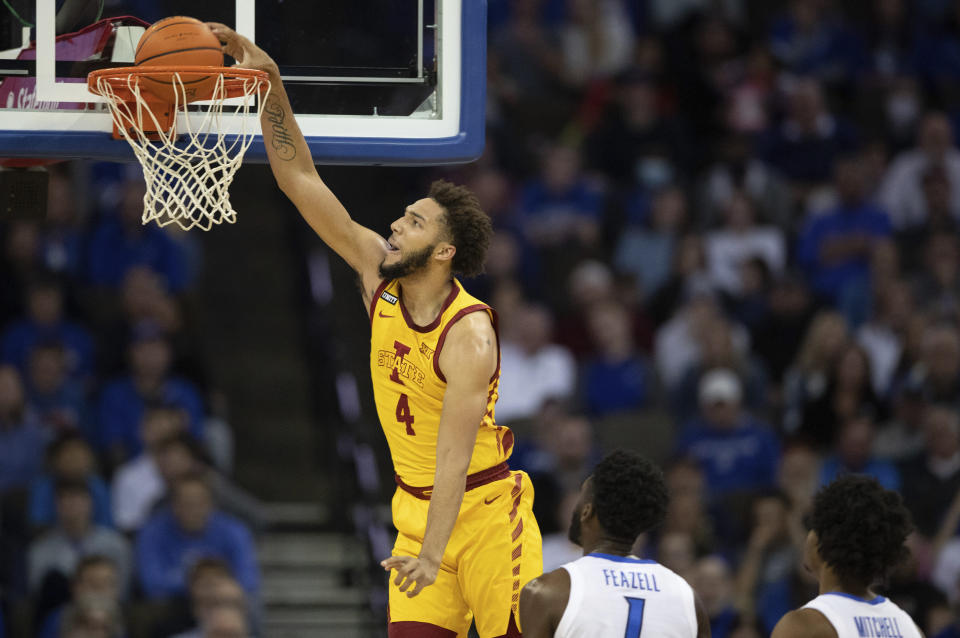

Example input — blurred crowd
[443,0,960,637]
[9,0,960,637]
[0,164,262,636]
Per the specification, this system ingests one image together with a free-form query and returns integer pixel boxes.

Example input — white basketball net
[93,71,269,231]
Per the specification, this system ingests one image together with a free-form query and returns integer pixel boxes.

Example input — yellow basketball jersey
[368,278,513,487]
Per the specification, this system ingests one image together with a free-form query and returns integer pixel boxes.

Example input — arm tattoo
[264,97,297,161]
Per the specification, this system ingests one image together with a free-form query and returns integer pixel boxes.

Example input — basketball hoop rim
[87,66,270,104]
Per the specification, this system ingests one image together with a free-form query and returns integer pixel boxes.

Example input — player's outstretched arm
[519,569,570,637]
[207,23,387,301]
[771,609,837,638]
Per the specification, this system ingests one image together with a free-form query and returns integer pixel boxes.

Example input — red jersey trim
[432,304,498,383]
[368,279,390,325]
[388,622,457,637]
[395,461,511,500]
[398,280,460,333]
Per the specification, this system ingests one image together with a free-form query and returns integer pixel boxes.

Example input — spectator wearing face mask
[36,555,124,638]
[58,594,124,638]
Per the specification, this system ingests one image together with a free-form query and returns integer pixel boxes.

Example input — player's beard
[379,243,436,279]
[568,502,583,547]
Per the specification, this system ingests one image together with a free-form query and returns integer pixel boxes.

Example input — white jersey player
[772,475,923,638]
[520,450,709,638]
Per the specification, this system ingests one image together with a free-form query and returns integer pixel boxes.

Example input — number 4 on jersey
[396,393,415,435]
[624,596,646,638]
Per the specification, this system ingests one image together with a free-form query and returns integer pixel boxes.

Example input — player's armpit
[771,609,837,638]
[519,569,570,638]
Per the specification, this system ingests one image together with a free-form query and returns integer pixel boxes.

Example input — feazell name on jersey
[600,569,662,592]
[853,616,905,638]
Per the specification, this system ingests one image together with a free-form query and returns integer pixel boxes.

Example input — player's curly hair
[809,475,913,588]
[592,449,669,542]
[429,180,492,278]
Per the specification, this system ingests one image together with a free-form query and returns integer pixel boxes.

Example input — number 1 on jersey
[396,393,415,435]
[624,596,646,638]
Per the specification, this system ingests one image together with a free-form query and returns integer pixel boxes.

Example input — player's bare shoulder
[772,608,837,638]
[437,310,497,383]
[520,568,571,638]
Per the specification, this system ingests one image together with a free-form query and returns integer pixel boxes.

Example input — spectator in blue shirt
[97,324,204,461]
[86,178,188,293]
[614,186,686,301]
[518,144,604,250]
[936,623,960,638]
[677,368,781,497]
[0,365,49,492]
[796,154,893,303]
[818,414,901,491]
[581,300,651,416]
[768,1,866,83]
[0,275,94,383]
[136,474,259,600]
[25,342,89,437]
[29,434,112,529]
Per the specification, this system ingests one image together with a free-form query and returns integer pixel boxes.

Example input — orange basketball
[135,17,224,103]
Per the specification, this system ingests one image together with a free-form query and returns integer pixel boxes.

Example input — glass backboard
[0,0,485,164]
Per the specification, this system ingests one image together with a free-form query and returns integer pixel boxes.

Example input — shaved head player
[209,24,543,638]
[520,450,709,638]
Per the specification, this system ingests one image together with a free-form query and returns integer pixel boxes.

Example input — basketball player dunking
[520,450,710,638]
[208,24,543,638]
[772,475,922,638]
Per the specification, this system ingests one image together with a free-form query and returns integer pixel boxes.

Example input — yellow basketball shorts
[387,468,543,638]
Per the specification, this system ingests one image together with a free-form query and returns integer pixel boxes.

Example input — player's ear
[434,242,455,264]
[580,502,594,522]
